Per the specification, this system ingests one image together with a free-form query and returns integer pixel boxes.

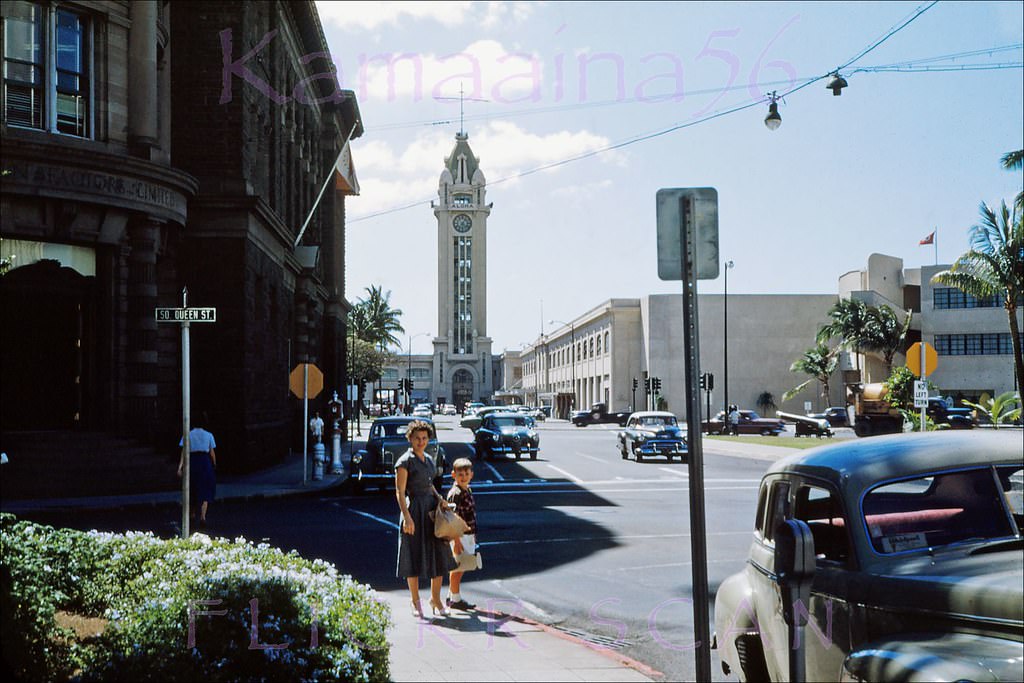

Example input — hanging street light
[764,91,782,131]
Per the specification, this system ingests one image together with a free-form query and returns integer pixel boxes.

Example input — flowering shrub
[1,514,390,681]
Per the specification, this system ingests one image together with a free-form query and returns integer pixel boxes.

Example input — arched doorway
[1,259,94,430]
[451,368,474,411]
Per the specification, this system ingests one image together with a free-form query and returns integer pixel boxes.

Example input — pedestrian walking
[446,458,479,610]
[395,420,457,618]
[178,411,217,527]
[309,411,324,443]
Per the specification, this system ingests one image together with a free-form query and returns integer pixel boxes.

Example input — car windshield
[491,416,529,428]
[862,465,1020,554]
[639,416,675,427]
[371,421,427,439]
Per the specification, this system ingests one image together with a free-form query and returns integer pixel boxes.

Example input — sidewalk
[0,440,661,682]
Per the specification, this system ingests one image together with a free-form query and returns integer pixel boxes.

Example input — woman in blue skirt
[178,411,217,527]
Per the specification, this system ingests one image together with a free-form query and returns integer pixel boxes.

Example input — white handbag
[454,551,482,572]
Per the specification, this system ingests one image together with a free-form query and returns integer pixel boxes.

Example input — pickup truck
[570,402,631,427]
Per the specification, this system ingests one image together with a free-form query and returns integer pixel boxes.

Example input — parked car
[350,416,446,494]
[714,431,1023,682]
[808,406,850,427]
[474,412,540,460]
[511,405,546,421]
[571,402,631,427]
[460,405,507,432]
[702,409,786,436]
[927,396,975,429]
[412,404,432,418]
[464,402,485,415]
[441,403,458,415]
[617,411,687,462]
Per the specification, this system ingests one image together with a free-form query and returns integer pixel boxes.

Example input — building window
[3,2,91,137]
[453,236,472,354]
[596,335,601,355]
[590,337,595,357]
[935,333,1011,355]
[933,288,1004,310]
[604,331,609,355]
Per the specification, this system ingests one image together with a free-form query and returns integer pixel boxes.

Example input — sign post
[906,341,937,432]
[155,289,216,538]
[656,187,719,682]
[290,363,324,483]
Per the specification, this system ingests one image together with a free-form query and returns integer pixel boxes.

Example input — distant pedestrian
[447,458,479,610]
[395,420,457,618]
[178,411,217,527]
[728,405,740,435]
[309,411,324,443]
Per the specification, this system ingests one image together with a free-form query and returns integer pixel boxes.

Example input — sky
[314,1,1024,355]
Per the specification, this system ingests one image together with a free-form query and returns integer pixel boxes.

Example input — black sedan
[810,406,851,427]
[474,412,540,460]
[351,416,446,493]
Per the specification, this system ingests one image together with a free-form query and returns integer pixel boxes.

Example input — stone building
[1,1,361,473]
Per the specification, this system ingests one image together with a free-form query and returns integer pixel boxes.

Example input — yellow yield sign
[290,363,324,399]
[906,342,937,377]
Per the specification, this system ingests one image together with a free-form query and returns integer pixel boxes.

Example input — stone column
[125,217,161,438]
[128,0,158,152]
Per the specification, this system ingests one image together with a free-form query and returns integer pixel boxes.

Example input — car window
[491,416,527,428]
[997,465,1024,533]
[794,484,849,564]
[862,467,1016,554]
[640,416,675,426]
[763,481,790,543]
[754,483,768,534]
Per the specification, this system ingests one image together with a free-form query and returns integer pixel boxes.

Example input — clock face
[453,214,472,233]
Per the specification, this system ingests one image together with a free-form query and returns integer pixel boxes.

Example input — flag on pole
[919,231,935,245]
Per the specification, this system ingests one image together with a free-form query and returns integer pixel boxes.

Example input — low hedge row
[0,514,390,681]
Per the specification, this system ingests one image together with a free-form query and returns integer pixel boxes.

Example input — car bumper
[638,441,686,455]
[489,444,538,452]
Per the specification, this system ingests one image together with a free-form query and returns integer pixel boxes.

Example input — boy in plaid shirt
[446,458,478,610]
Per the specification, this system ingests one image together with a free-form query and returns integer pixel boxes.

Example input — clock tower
[432,131,493,408]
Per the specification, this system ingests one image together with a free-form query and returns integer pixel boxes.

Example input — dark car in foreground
[617,411,687,462]
[714,431,1023,682]
[702,409,786,436]
[474,412,540,460]
[351,416,446,493]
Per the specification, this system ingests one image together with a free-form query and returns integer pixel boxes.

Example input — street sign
[913,380,928,408]
[906,341,937,377]
[290,363,324,399]
[155,307,217,322]
[656,188,719,281]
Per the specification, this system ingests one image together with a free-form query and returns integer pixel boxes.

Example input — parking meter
[774,518,815,683]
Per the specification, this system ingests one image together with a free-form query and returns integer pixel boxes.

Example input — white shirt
[310,416,324,436]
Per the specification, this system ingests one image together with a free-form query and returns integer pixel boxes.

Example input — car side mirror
[773,518,815,627]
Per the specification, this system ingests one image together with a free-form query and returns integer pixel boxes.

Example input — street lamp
[549,319,576,416]
[406,332,430,410]
[723,260,734,424]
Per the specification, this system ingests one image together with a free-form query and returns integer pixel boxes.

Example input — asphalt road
[19,414,791,681]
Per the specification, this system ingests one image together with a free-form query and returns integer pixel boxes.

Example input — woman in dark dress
[395,420,457,618]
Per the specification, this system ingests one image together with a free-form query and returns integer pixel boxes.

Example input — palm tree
[782,343,839,408]
[816,297,871,376]
[932,200,1023,392]
[860,304,913,376]
[358,285,404,350]
[1001,149,1023,213]
[962,391,1021,429]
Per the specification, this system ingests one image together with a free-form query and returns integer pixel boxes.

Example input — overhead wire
[348,1,1018,224]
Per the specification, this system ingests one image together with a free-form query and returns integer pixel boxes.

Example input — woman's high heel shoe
[429,597,449,617]
[410,600,424,618]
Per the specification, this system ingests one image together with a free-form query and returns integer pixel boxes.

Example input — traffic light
[706,372,714,391]
[699,373,707,390]
[407,378,414,391]
[652,377,661,392]
[644,377,651,394]
[632,377,638,391]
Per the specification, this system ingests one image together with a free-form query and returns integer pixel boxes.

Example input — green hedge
[0,514,390,681]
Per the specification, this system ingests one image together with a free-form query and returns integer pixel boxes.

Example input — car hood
[859,547,1024,625]
[496,426,534,436]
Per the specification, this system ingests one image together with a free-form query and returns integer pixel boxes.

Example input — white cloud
[316,1,472,30]
[316,1,537,31]
[549,179,613,205]
[344,39,544,103]
[348,121,619,217]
